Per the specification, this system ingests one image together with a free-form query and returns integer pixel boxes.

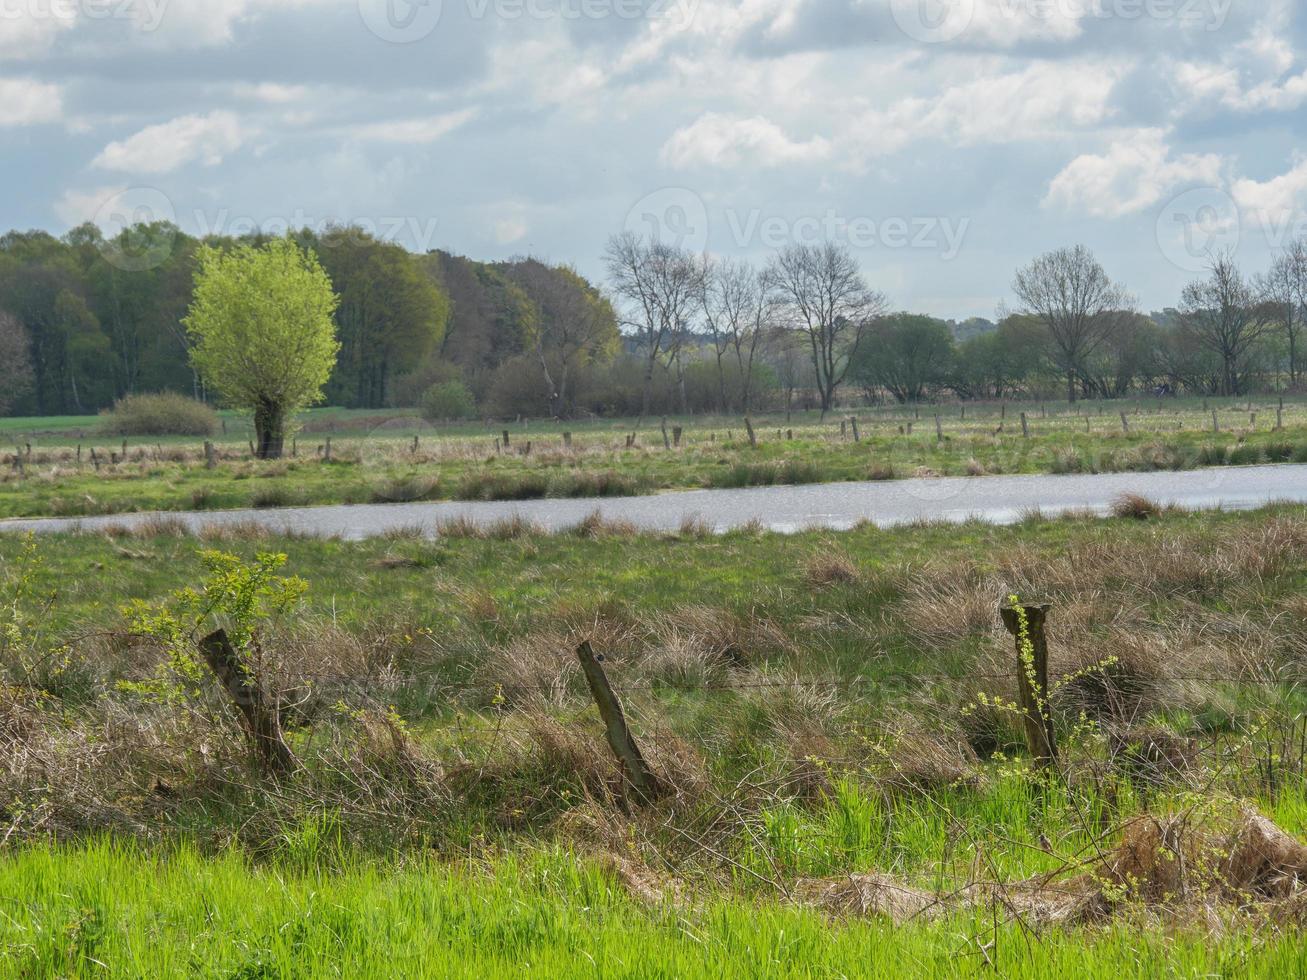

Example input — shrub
[99,392,219,437]
[1111,492,1162,520]
[421,380,477,422]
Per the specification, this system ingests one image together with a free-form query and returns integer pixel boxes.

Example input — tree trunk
[1066,370,1077,405]
[254,399,286,460]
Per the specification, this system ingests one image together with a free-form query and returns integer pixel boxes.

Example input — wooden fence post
[1211,410,1219,433]
[1020,412,1029,439]
[661,417,671,450]
[204,441,217,470]
[934,414,943,442]
[673,426,683,448]
[199,629,298,775]
[744,417,757,449]
[850,417,860,443]
[503,429,511,448]
[999,603,1058,770]
[1120,411,1129,434]
[576,641,663,805]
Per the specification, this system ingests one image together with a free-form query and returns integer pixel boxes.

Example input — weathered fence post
[502,429,511,448]
[661,417,671,450]
[744,417,757,449]
[999,603,1058,770]
[1020,412,1029,439]
[1120,411,1129,434]
[204,441,217,470]
[850,417,860,443]
[324,437,333,462]
[1211,409,1219,433]
[576,640,662,805]
[934,414,943,442]
[412,435,420,454]
[199,629,298,775]
[673,426,683,448]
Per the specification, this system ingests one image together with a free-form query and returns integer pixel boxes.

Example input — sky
[3,0,1307,319]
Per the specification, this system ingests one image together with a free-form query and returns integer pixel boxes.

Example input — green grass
[10,842,1307,978]
[6,839,1307,979]
[7,505,1307,976]
[3,398,1307,518]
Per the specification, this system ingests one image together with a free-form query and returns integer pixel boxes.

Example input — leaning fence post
[199,628,298,775]
[744,417,757,449]
[576,640,663,805]
[999,603,1058,770]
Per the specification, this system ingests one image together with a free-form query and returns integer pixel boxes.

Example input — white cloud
[93,111,248,173]
[53,184,126,227]
[1169,1,1307,114]
[493,216,529,244]
[1044,130,1225,218]
[660,112,832,169]
[0,77,63,126]
[844,60,1121,165]
[347,109,479,145]
[1232,158,1307,226]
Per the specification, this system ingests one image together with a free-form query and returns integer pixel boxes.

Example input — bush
[99,393,219,437]
[421,380,477,422]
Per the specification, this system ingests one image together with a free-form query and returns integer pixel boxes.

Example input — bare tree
[0,312,34,415]
[1180,252,1268,396]
[1012,245,1132,403]
[698,257,772,413]
[603,232,703,423]
[1257,239,1307,389]
[765,243,886,415]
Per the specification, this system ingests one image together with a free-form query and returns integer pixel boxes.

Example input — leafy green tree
[849,313,955,403]
[184,238,340,458]
[507,258,619,418]
[309,227,450,409]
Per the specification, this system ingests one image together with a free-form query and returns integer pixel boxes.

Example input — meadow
[5,503,1307,975]
[3,396,1307,519]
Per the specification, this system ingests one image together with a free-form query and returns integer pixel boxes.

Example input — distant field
[2,396,1307,520]
[5,505,1307,976]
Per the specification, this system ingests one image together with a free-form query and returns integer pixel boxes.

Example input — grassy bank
[3,398,1307,518]
[9,842,1307,978]
[5,505,1307,976]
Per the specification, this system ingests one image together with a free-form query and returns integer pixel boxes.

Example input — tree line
[1,221,1305,422]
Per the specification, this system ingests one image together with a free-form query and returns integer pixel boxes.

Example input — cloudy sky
[4,0,1307,317]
